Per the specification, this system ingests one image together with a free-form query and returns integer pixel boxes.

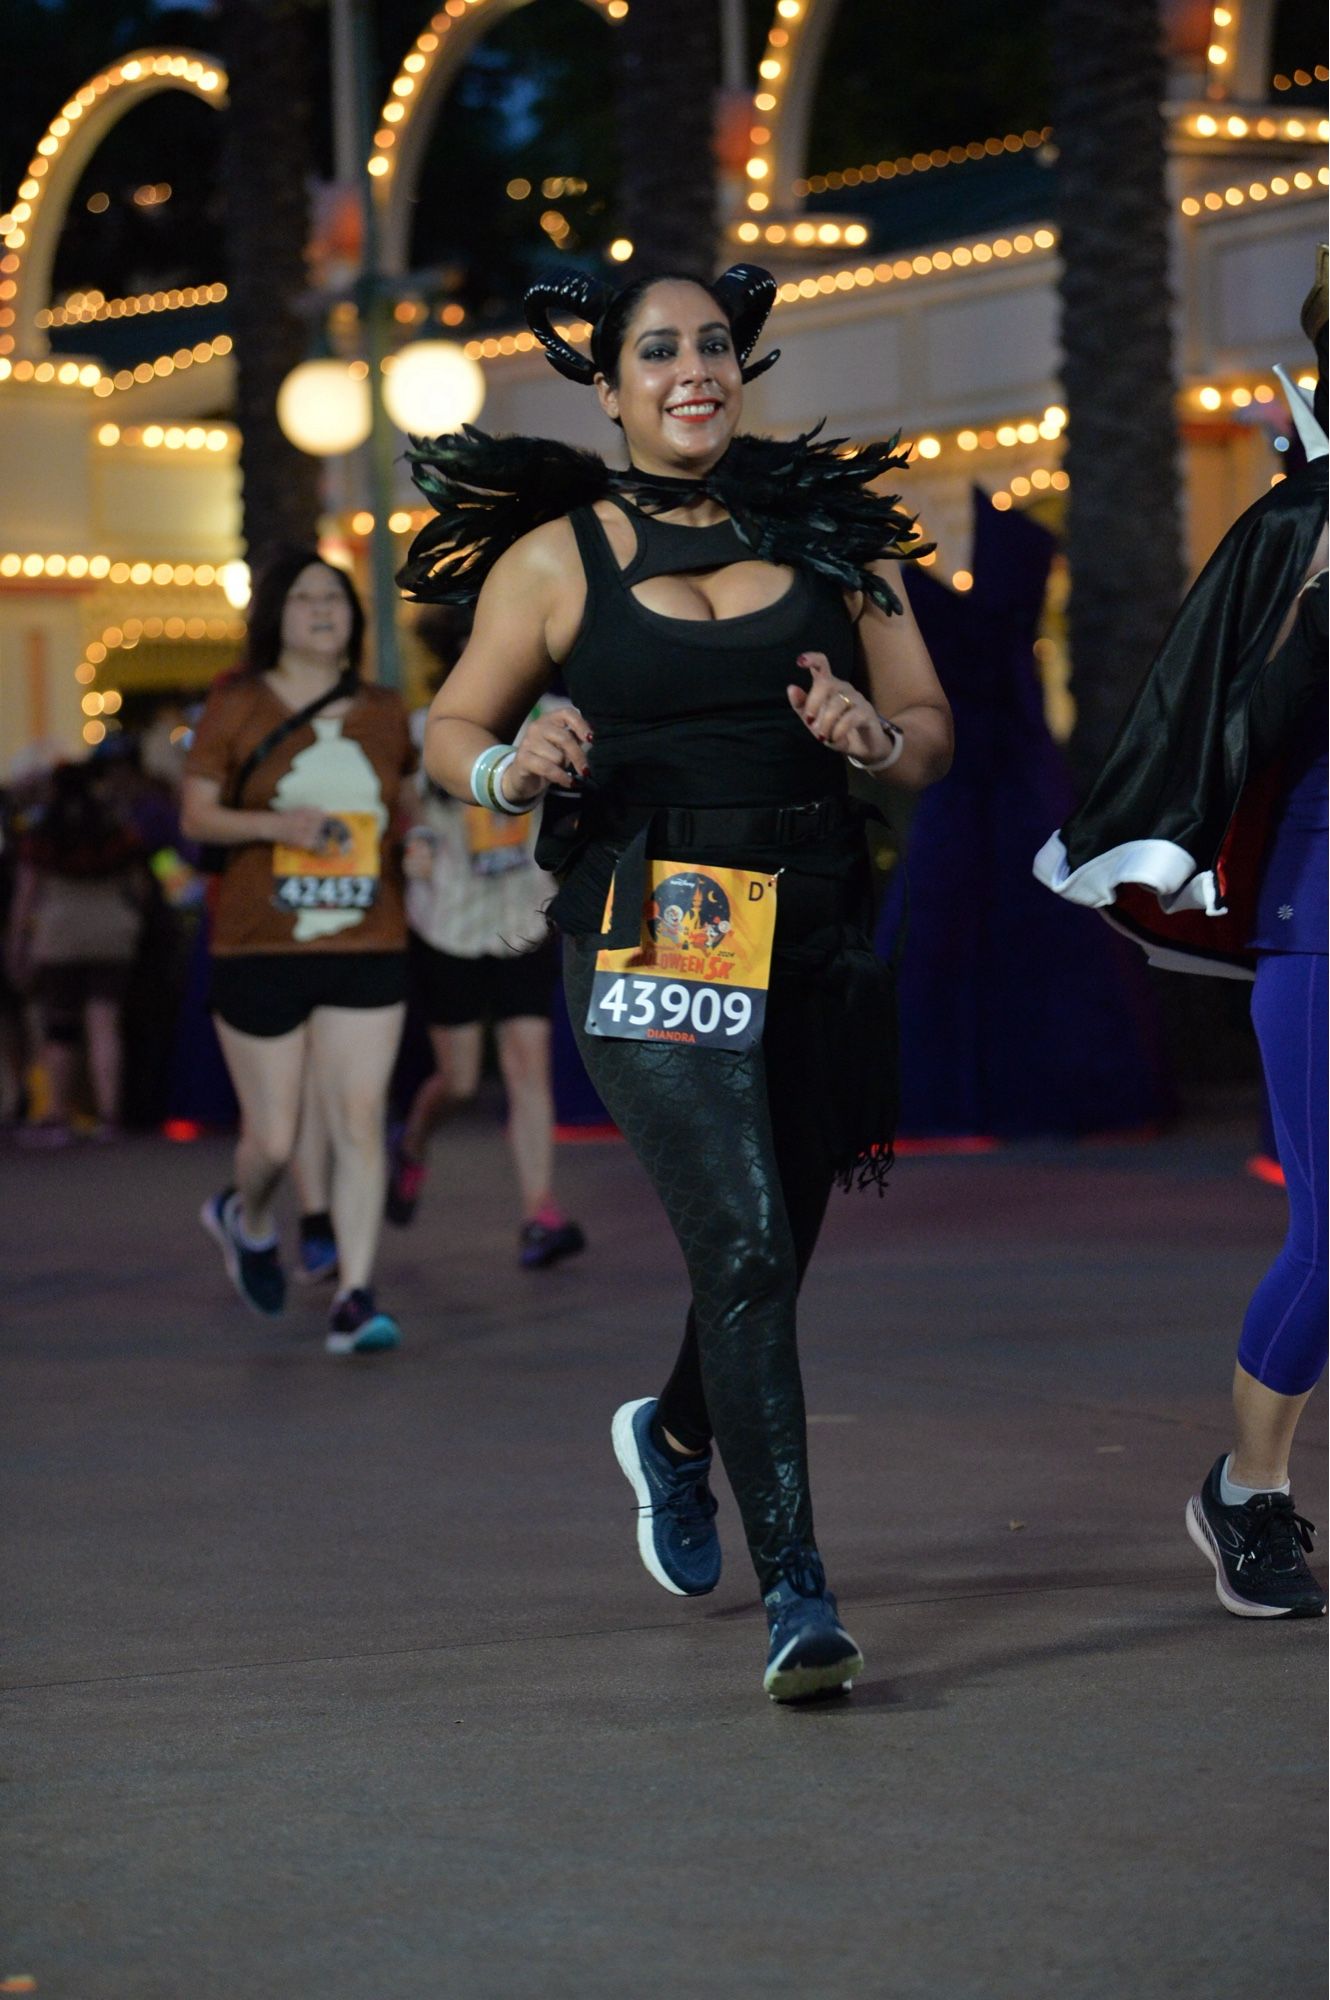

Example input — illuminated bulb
[221,561,252,610]
[952,571,973,592]
[276,358,372,454]
[1231,387,1252,407]
[1208,43,1227,62]
[1198,386,1222,410]
[915,436,942,459]
[746,157,769,179]
[957,430,978,451]
[75,662,96,684]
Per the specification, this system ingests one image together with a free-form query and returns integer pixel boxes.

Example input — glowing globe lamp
[381,340,486,435]
[276,358,372,456]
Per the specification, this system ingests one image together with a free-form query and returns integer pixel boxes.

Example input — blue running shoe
[762,1548,864,1702]
[325,1286,401,1357]
[200,1188,286,1318]
[295,1213,339,1287]
[612,1397,721,1597]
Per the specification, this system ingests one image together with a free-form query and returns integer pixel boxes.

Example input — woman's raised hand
[506,704,594,803]
[273,805,333,851]
[787,653,893,767]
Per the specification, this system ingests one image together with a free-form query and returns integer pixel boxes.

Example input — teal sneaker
[325,1287,401,1357]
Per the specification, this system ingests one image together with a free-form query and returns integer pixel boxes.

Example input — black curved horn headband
[522,265,780,386]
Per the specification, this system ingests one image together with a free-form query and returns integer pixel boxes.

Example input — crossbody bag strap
[226,669,358,809]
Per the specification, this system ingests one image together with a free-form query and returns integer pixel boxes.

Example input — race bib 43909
[586,861,777,1050]
[272,811,381,913]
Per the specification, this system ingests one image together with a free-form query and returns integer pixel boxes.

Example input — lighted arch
[373,0,625,277]
[1203,1,1278,101]
[0,50,227,364]
[744,0,1288,217]
[742,0,845,216]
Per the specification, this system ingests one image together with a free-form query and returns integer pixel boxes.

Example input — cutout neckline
[596,498,800,629]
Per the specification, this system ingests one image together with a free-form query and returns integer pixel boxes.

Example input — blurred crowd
[1,718,198,1145]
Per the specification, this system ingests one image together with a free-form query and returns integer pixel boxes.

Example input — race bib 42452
[586,860,777,1050]
[272,810,381,913]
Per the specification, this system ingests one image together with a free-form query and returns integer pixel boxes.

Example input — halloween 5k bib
[272,811,381,913]
[586,861,776,1051]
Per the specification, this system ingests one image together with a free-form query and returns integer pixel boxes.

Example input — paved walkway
[4,1108,1325,1999]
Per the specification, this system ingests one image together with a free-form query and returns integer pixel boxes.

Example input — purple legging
[1237,953,1328,1396]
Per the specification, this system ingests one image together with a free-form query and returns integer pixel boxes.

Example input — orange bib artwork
[272,810,381,914]
[587,861,777,1050]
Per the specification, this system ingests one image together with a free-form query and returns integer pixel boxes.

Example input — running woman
[182,548,414,1356]
[401,267,952,1698]
[1036,250,1328,1617]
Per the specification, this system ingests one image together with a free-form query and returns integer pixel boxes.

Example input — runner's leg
[306,1002,406,1292]
[214,1016,308,1239]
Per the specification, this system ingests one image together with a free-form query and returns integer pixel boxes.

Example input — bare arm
[179,774,329,852]
[423,523,592,808]
[788,564,953,790]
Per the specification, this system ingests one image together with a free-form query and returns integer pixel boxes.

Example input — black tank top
[563,497,860,810]
[546,497,866,933]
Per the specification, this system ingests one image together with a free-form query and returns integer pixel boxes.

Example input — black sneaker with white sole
[199,1188,286,1318]
[1186,1454,1327,1619]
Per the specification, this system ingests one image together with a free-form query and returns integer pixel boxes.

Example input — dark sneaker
[1186,1455,1326,1619]
[385,1148,428,1227]
[199,1189,286,1318]
[325,1287,401,1357]
[763,1547,865,1702]
[295,1215,339,1286]
[611,1397,721,1597]
[518,1218,586,1269]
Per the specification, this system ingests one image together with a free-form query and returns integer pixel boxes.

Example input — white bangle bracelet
[849,719,904,775]
[469,743,510,806]
[491,751,539,816]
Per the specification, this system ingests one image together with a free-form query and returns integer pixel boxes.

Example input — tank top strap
[568,503,635,605]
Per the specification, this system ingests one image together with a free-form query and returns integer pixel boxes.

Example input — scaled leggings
[565,937,836,1592]
[1237,952,1328,1396]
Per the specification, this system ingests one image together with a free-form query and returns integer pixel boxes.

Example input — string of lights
[0,553,233,585]
[39,283,228,329]
[95,422,233,451]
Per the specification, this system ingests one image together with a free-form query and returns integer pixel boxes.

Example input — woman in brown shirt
[181,548,413,1355]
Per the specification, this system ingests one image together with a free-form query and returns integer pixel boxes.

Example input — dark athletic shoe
[325,1287,401,1357]
[385,1147,427,1228]
[200,1189,286,1318]
[1186,1455,1327,1619]
[295,1214,339,1286]
[518,1218,587,1269]
[611,1397,721,1596]
[763,1548,865,1702]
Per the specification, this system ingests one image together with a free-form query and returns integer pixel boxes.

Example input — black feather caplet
[397,423,932,612]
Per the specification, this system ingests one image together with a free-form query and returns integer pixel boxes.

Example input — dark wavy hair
[239,546,365,677]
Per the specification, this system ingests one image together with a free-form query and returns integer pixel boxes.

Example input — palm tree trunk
[1052,0,1184,789]
[613,0,721,281]
[219,0,322,563]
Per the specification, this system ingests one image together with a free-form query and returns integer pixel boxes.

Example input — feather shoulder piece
[617,424,931,614]
[398,427,611,604]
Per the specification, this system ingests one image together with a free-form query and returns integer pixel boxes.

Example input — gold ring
[837,691,853,710]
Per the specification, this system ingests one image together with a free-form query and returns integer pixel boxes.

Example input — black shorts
[410,932,559,1030]
[210,951,408,1038]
